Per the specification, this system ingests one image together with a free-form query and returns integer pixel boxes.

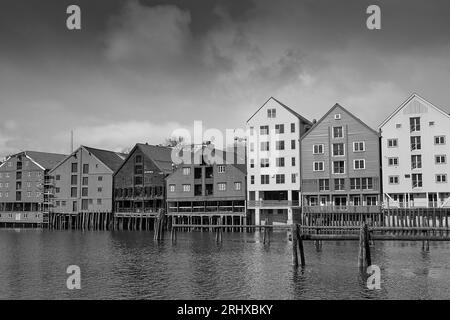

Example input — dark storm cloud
[1,0,450,157]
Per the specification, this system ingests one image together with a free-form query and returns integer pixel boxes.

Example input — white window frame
[313,161,324,172]
[182,184,191,192]
[234,182,242,190]
[169,184,175,192]
[353,159,366,170]
[436,174,447,183]
[217,165,225,173]
[182,167,191,175]
[435,155,447,164]
[332,161,346,174]
[313,144,324,155]
[217,183,227,191]
[267,108,276,118]
[387,139,398,148]
[434,136,446,145]
[389,176,399,184]
[353,141,366,152]
[388,157,399,166]
[332,126,344,139]
[332,143,345,157]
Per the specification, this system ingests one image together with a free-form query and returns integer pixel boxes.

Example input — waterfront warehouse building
[0,151,67,226]
[246,97,312,225]
[166,144,247,227]
[49,146,126,215]
[301,103,381,209]
[113,143,173,217]
[379,93,450,208]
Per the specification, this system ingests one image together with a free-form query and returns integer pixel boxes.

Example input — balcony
[302,205,382,214]
[247,200,300,208]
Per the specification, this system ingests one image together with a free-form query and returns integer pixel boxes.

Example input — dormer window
[267,108,276,118]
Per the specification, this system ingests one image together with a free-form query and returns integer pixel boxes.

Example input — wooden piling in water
[296,225,305,267]
[292,224,299,267]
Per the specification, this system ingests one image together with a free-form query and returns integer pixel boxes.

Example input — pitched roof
[247,97,313,125]
[378,93,450,129]
[0,151,67,170]
[301,103,379,140]
[136,143,174,174]
[24,151,68,170]
[83,146,126,172]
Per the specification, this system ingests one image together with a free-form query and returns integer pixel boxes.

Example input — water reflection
[0,229,449,299]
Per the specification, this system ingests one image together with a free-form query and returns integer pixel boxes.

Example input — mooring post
[296,225,306,267]
[358,222,372,268]
[292,224,299,267]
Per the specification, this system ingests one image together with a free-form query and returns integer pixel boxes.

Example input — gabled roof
[0,151,67,170]
[49,146,125,173]
[247,97,313,125]
[301,103,379,140]
[114,143,174,175]
[84,146,126,172]
[378,93,450,129]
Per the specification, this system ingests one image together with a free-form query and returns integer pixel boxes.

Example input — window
[291,174,296,183]
[353,159,365,170]
[97,199,102,205]
[234,182,242,190]
[436,174,447,183]
[169,184,175,192]
[387,139,398,148]
[366,196,377,206]
[71,163,78,173]
[267,108,276,118]
[250,159,255,168]
[261,175,270,184]
[435,136,446,145]
[56,175,61,181]
[389,176,399,184]
[291,123,295,133]
[55,187,60,193]
[275,124,284,134]
[291,157,296,166]
[82,177,88,185]
[250,142,255,152]
[319,179,329,191]
[182,167,191,175]
[276,158,285,167]
[182,184,191,192]
[27,191,31,197]
[411,155,422,169]
[353,141,365,152]
[83,164,89,174]
[333,126,343,138]
[350,178,361,190]
[218,165,225,173]
[260,141,270,151]
[97,187,103,193]
[388,157,399,166]
[217,183,227,191]
[410,136,421,150]
[333,161,345,174]
[410,117,420,132]
[334,114,341,120]
[312,144,324,155]
[249,127,254,135]
[334,178,345,191]
[82,188,88,197]
[71,187,77,198]
[291,140,296,150]
[332,143,345,156]
[396,123,402,128]
[98,176,103,181]
[71,175,77,185]
[435,155,446,164]
[135,155,142,163]
[361,178,373,190]
[412,173,423,188]
[275,174,285,184]
[260,125,269,135]
[250,175,255,184]
[260,158,269,168]
[313,161,324,172]
[275,141,285,150]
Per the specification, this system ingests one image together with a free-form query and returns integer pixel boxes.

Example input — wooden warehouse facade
[48,146,126,229]
[0,151,67,227]
[166,144,247,228]
[113,143,174,230]
[301,103,382,212]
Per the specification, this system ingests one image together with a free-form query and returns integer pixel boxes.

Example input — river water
[0,229,449,299]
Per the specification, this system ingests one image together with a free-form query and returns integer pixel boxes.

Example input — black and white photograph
[1,0,450,308]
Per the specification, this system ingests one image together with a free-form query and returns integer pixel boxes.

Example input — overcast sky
[1,0,450,157]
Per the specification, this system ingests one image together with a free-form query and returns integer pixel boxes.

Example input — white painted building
[379,93,450,208]
[246,97,312,224]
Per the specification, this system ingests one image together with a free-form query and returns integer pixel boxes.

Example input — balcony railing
[247,200,300,208]
[303,205,382,214]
